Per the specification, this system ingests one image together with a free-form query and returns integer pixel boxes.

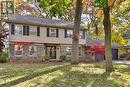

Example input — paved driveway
[113,60,130,65]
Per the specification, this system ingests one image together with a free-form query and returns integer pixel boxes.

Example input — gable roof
[4,15,86,30]
[86,37,104,45]
[86,37,120,48]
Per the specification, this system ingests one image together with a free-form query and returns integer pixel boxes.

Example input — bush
[60,53,67,61]
[0,52,9,63]
[120,53,127,58]
[42,54,50,61]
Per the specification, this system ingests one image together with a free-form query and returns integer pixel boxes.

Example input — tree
[103,0,114,72]
[38,0,72,19]
[94,0,126,72]
[71,0,82,64]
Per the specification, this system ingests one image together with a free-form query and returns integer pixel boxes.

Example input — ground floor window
[60,45,84,56]
[66,46,72,56]
[29,46,37,56]
[14,45,23,56]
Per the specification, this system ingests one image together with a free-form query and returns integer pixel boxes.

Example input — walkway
[113,60,130,65]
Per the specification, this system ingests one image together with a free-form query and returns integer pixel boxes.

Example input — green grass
[0,63,130,87]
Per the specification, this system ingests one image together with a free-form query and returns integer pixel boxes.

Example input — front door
[46,46,56,59]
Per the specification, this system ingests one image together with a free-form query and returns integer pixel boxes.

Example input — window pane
[49,28,57,37]
[80,31,83,39]
[67,30,73,38]
[15,45,23,56]
[30,28,37,36]
[15,25,22,35]
[66,46,72,55]
[29,46,37,56]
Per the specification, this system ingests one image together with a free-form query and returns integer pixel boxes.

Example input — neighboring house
[5,15,86,61]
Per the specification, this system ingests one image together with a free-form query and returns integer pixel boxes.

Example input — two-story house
[5,15,86,61]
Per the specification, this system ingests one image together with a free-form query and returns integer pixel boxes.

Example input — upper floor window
[29,26,37,36]
[11,24,40,36]
[80,31,85,39]
[65,30,73,38]
[65,30,85,39]
[15,25,23,35]
[47,28,58,38]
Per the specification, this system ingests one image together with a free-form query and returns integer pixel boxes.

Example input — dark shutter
[27,26,29,36]
[56,28,59,38]
[47,27,49,37]
[23,26,26,35]
[83,30,85,39]
[23,26,29,35]
[37,27,40,36]
[65,29,67,38]
[11,24,15,35]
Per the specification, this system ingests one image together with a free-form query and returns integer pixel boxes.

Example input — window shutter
[56,28,59,38]
[23,26,26,35]
[11,24,15,35]
[27,26,29,36]
[83,30,85,39]
[37,27,40,36]
[23,26,29,35]
[65,29,67,38]
[47,27,49,37]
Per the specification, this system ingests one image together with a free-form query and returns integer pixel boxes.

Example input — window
[79,47,82,56]
[29,46,37,56]
[30,27,37,36]
[80,31,85,39]
[15,25,23,35]
[66,30,73,38]
[66,46,72,55]
[14,45,23,56]
[50,28,57,37]
[47,28,58,37]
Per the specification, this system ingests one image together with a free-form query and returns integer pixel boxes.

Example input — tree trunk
[71,0,82,64]
[103,0,114,72]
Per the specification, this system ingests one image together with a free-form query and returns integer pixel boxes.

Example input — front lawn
[0,63,130,87]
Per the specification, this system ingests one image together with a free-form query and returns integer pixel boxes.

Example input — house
[5,15,86,61]
[85,37,119,61]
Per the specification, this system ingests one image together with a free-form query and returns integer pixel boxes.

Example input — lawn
[0,63,130,87]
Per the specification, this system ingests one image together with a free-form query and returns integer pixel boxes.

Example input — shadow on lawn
[0,64,127,87]
[0,64,69,87]
[45,70,124,87]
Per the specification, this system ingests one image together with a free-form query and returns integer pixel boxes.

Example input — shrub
[0,52,9,63]
[42,54,50,61]
[60,53,67,61]
[120,53,126,58]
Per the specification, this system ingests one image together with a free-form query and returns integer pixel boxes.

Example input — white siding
[9,24,86,45]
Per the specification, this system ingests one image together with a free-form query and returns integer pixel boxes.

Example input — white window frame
[29,46,37,56]
[29,26,37,36]
[67,30,73,38]
[49,28,57,37]
[66,46,72,56]
[15,25,23,35]
[14,45,23,57]
[80,31,84,39]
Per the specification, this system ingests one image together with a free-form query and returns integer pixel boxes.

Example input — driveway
[113,60,130,65]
